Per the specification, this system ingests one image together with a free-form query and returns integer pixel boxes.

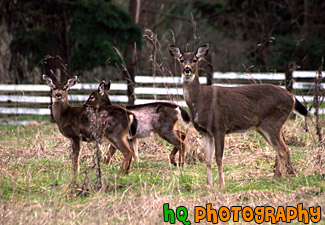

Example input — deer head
[84,81,112,108]
[169,44,209,82]
[43,74,78,102]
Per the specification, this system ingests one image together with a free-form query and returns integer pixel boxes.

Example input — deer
[169,44,308,189]
[83,81,190,167]
[42,75,137,176]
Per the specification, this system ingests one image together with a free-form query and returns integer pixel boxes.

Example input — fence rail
[0,71,323,116]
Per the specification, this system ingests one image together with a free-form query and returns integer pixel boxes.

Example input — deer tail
[129,114,138,137]
[177,106,191,125]
[295,98,308,116]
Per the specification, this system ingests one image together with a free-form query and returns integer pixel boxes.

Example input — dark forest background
[0,0,324,84]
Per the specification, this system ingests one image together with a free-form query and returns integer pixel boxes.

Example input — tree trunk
[124,0,146,105]
[304,0,309,31]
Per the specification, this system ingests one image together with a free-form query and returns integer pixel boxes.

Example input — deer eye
[193,59,197,63]
[62,87,66,91]
[53,87,57,90]
[90,96,94,100]
[180,59,184,63]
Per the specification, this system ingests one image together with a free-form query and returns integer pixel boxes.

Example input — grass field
[0,116,324,224]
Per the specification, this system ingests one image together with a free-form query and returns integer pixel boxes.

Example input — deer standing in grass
[84,81,190,167]
[169,44,308,189]
[43,75,137,176]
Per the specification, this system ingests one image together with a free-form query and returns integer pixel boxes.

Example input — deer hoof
[169,160,177,167]
[287,166,298,177]
[273,171,282,178]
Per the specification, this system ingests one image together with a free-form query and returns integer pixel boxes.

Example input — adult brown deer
[169,44,308,189]
[84,81,190,167]
[42,75,137,176]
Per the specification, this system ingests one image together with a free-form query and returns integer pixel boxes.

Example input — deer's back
[97,105,134,136]
[218,84,294,116]
[56,105,133,141]
[193,84,295,135]
[126,103,180,138]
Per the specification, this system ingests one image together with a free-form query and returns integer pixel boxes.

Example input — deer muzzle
[55,93,62,99]
[184,67,192,75]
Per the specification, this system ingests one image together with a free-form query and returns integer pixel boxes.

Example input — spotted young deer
[43,75,137,176]
[169,44,308,189]
[84,81,190,167]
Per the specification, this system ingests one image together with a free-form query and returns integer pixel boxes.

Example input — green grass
[2,155,321,202]
[0,123,54,143]
[2,149,322,199]
[227,173,324,193]
[0,158,69,201]
[0,118,324,224]
[0,114,51,122]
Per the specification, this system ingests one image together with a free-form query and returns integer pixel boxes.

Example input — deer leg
[169,147,178,166]
[110,137,134,174]
[259,127,295,177]
[158,129,186,168]
[176,130,186,167]
[71,137,81,175]
[129,138,139,163]
[169,130,186,166]
[105,145,117,164]
[257,130,278,171]
[277,134,297,176]
[214,132,226,190]
[202,133,215,187]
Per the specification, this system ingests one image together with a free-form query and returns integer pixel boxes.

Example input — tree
[141,0,324,73]
[121,0,147,105]
[1,0,142,83]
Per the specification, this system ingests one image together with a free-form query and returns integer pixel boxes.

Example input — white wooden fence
[0,71,323,116]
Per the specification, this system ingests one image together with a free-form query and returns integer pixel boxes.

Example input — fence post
[285,62,298,92]
[284,62,296,92]
[314,64,323,144]
[205,52,214,86]
[123,68,135,106]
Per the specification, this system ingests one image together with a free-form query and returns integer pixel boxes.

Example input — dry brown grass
[1,185,323,224]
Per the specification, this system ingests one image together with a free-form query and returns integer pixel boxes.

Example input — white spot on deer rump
[130,108,156,139]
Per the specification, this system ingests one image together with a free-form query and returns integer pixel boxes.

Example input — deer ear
[169,45,182,58]
[42,74,55,88]
[195,44,209,58]
[66,76,77,89]
[106,81,111,91]
[98,81,108,95]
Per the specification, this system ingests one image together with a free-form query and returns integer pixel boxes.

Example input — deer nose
[55,93,62,99]
[184,67,192,74]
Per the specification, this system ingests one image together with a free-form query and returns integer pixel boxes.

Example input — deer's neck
[182,75,204,107]
[52,99,70,123]
[183,74,218,135]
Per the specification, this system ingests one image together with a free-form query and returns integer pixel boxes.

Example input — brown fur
[169,44,306,189]
[84,81,189,167]
[43,75,135,176]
